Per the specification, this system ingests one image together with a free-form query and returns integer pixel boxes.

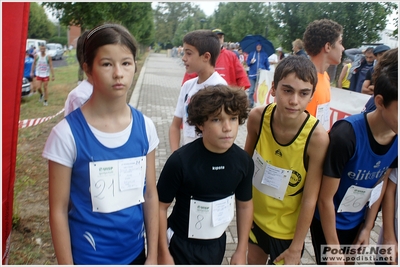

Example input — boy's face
[327,35,344,65]
[198,107,239,154]
[182,43,206,74]
[271,73,313,119]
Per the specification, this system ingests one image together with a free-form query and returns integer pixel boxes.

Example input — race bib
[316,102,330,131]
[89,157,146,213]
[252,151,292,200]
[188,195,234,239]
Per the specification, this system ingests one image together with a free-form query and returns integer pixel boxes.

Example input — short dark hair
[273,55,318,94]
[183,30,220,67]
[76,30,90,69]
[187,84,249,134]
[303,19,343,57]
[84,23,138,72]
[373,48,398,107]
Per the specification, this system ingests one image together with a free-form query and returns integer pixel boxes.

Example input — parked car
[21,77,31,97]
[46,43,64,60]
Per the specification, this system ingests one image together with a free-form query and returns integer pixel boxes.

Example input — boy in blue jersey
[311,51,398,265]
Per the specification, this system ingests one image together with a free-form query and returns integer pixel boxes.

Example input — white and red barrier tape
[18,109,65,129]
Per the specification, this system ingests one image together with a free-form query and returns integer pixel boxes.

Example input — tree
[28,2,55,40]
[212,2,272,42]
[270,2,397,51]
[42,2,155,45]
[153,2,205,48]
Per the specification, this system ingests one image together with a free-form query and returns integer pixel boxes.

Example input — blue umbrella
[239,35,275,57]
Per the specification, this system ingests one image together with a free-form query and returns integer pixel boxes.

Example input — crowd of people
[41,21,397,265]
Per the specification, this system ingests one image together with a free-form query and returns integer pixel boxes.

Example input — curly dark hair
[303,19,343,57]
[187,84,249,134]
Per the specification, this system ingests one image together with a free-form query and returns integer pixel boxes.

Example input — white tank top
[35,54,50,77]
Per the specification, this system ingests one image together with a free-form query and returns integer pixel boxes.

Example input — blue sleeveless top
[65,106,149,264]
[315,113,397,230]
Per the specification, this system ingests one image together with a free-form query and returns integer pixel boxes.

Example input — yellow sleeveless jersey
[252,103,318,240]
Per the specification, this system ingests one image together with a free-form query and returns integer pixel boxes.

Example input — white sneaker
[43,101,48,106]
[39,94,44,102]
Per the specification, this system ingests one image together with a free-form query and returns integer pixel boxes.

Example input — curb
[129,54,151,108]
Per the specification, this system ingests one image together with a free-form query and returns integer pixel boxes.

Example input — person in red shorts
[31,44,55,106]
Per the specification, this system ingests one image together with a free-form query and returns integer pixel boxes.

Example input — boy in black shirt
[157,84,254,264]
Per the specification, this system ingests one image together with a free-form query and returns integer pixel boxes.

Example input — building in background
[378,28,398,48]
[67,25,81,49]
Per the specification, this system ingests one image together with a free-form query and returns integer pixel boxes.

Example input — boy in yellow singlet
[244,55,329,265]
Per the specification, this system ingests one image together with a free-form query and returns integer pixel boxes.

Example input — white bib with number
[89,156,146,213]
[188,195,234,239]
[252,151,292,200]
[316,102,330,131]
[337,181,384,213]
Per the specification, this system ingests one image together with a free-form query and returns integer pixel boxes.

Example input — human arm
[318,175,344,265]
[233,55,251,89]
[361,80,374,95]
[158,202,175,264]
[31,55,36,76]
[143,149,159,264]
[361,69,374,95]
[381,169,398,265]
[274,124,329,265]
[244,106,264,156]
[247,52,255,65]
[344,48,363,61]
[48,160,73,264]
[169,116,183,152]
[354,170,390,247]
[48,56,55,81]
[230,199,253,265]
[337,64,349,88]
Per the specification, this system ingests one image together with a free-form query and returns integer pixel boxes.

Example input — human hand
[274,247,301,265]
[230,250,246,265]
[157,252,175,265]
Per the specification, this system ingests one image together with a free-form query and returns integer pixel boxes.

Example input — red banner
[2,2,30,264]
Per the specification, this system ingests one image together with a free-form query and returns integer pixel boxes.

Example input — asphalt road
[52,54,74,68]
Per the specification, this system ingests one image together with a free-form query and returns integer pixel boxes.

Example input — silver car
[46,43,64,60]
[21,77,31,97]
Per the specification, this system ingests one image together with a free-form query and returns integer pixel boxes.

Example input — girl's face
[86,44,135,99]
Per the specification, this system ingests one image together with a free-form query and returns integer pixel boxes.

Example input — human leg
[36,79,43,101]
[247,242,269,264]
[310,217,363,265]
[43,80,49,104]
[248,78,256,108]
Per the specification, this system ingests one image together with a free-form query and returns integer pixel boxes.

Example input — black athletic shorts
[249,221,304,264]
[310,217,363,265]
[169,232,226,265]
